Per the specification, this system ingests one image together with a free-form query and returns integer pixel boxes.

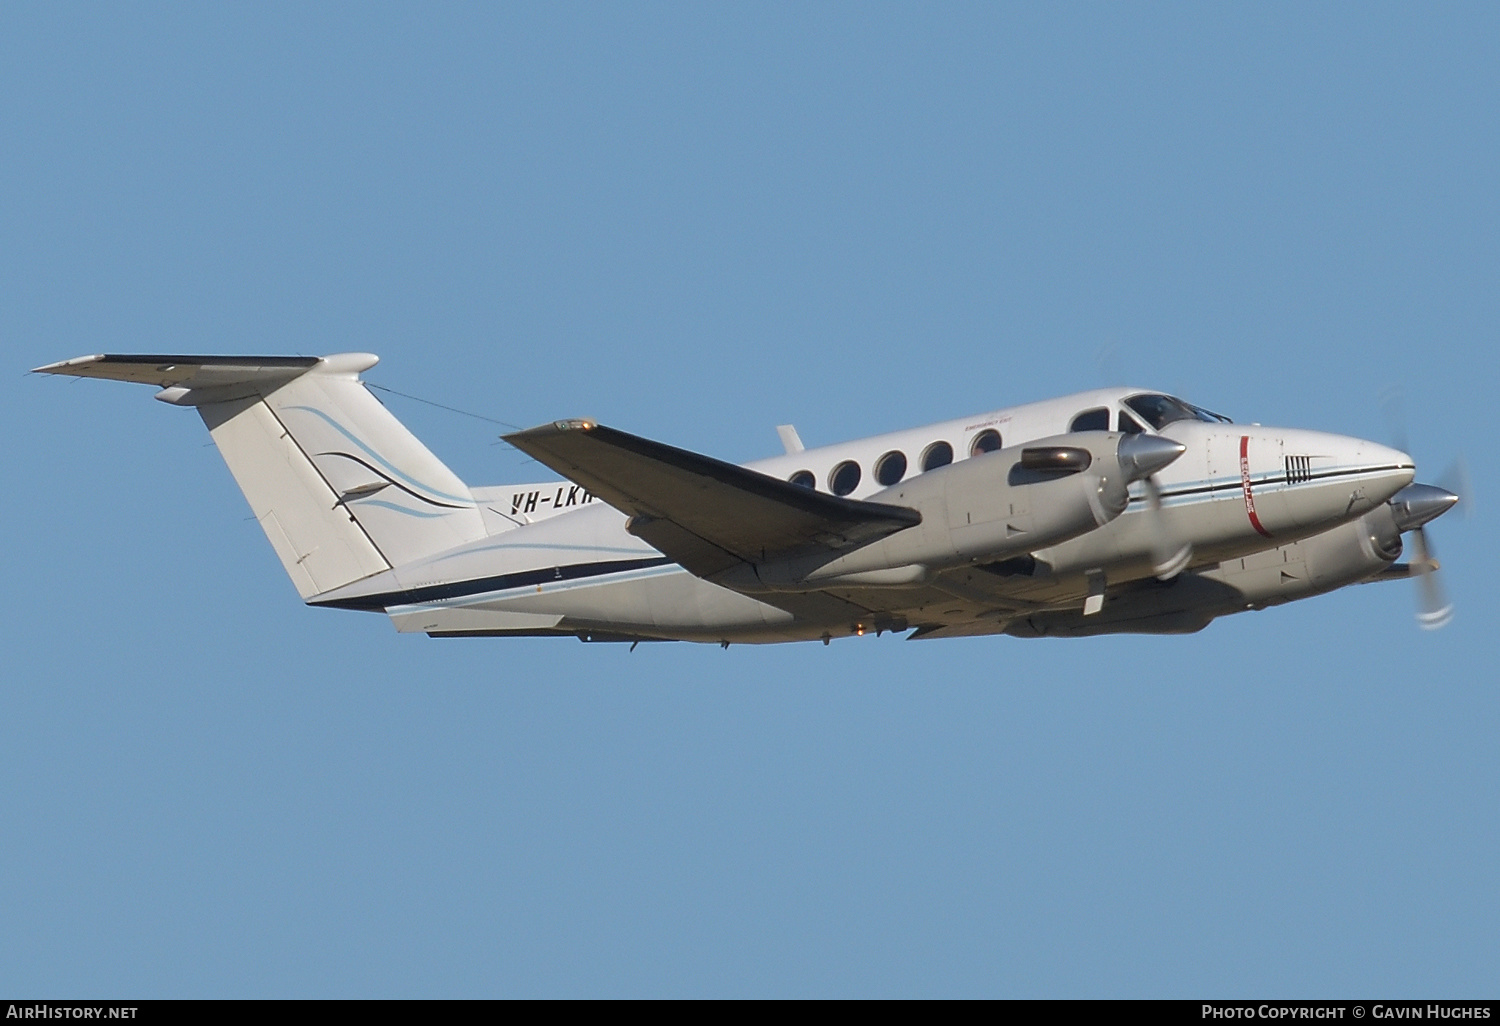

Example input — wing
[503,419,922,579]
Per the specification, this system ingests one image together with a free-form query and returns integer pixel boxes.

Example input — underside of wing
[905,620,1013,640]
[817,563,1048,640]
[503,420,921,579]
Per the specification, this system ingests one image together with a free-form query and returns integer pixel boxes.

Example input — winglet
[777,424,805,454]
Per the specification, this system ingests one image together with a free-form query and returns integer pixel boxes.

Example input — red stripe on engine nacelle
[1236,435,1272,540]
[1239,435,1273,538]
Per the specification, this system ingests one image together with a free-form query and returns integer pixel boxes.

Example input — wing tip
[30,353,330,387]
[32,354,106,375]
[503,418,598,444]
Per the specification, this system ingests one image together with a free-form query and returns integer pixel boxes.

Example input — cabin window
[921,441,954,471]
[829,460,862,496]
[969,429,1003,456]
[788,470,815,489]
[1070,407,1109,432]
[874,450,907,486]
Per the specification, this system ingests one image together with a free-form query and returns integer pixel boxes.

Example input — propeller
[1381,388,1467,629]
[1389,484,1460,630]
[1408,525,1451,630]
[1144,476,1192,579]
[1117,433,1192,580]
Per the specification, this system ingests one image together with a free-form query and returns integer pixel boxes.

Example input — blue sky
[4,3,1496,997]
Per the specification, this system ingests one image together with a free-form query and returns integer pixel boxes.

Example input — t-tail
[33,353,489,599]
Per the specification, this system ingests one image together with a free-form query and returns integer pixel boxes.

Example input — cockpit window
[1124,394,1232,429]
[1124,394,1196,429]
[1188,402,1233,424]
[1119,410,1146,434]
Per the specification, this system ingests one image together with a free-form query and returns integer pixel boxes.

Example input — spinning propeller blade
[1116,434,1193,580]
[1408,525,1453,631]
[1379,388,1466,629]
[1143,476,1192,580]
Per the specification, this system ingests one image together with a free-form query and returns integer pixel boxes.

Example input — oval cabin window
[874,450,907,486]
[969,429,1003,456]
[921,441,954,471]
[788,470,815,489]
[829,460,862,496]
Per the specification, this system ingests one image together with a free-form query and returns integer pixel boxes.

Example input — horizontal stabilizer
[503,420,921,578]
[33,354,320,391]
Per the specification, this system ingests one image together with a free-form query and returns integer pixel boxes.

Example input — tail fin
[34,352,488,599]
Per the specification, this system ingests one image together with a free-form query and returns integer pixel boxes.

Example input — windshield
[1124,394,1232,430]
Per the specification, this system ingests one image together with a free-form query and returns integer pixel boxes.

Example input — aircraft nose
[1389,483,1460,532]
[1259,428,1415,532]
[1363,438,1417,495]
[1371,441,1415,471]
[1303,431,1412,487]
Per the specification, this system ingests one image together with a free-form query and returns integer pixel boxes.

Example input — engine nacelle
[740,431,1180,591]
[1006,503,1404,637]
[1204,502,1402,609]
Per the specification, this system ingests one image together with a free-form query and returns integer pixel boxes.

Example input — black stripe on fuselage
[311,555,675,611]
[1127,463,1411,506]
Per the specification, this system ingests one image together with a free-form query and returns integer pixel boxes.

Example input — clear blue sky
[4,3,1496,997]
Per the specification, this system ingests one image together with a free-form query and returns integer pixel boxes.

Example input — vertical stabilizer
[35,352,490,600]
[248,355,489,569]
[197,393,391,597]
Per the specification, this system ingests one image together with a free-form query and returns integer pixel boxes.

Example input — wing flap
[502,420,921,576]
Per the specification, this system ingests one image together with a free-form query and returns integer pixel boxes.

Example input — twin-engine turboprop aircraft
[35,352,1459,643]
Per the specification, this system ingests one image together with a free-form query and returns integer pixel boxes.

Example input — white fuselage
[316,388,1414,643]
